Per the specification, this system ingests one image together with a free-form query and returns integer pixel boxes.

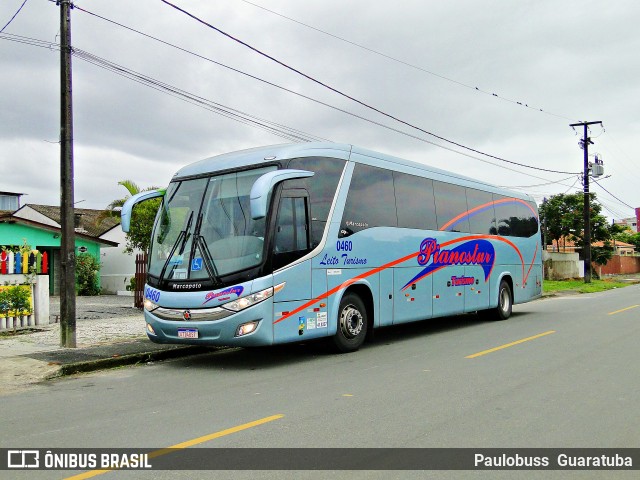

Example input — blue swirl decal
[402,238,495,290]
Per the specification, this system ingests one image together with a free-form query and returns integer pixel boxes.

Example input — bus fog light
[146,323,156,335]
[236,321,259,337]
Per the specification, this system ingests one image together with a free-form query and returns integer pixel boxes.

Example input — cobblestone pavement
[1,296,148,393]
[49,294,141,321]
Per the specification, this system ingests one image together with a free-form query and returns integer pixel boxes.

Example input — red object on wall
[41,251,49,274]
[0,251,6,274]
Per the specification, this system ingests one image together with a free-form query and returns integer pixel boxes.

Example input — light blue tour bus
[122,143,542,352]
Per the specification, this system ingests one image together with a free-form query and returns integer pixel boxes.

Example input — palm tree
[101,180,161,253]
[101,180,144,219]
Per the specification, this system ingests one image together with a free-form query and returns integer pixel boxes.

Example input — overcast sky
[1,0,639,221]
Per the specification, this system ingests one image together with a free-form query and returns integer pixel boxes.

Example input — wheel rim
[499,287,510,314]
[339,304,364,339]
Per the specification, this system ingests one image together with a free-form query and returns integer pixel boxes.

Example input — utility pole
[542,197,547,252]
[59,0,76,347]
[569,120,602,284]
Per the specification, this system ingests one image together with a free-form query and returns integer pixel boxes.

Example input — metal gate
[134,253,147,309]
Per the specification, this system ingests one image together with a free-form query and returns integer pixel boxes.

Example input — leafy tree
[539,192,613,259]
[103,180,161,254]
[614,228,640,250]
[539,193,581,251]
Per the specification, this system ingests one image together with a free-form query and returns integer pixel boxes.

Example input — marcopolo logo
[402,238,496,290]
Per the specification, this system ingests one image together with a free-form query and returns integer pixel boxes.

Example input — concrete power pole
[569,120,602,284]
[59,0,76,347]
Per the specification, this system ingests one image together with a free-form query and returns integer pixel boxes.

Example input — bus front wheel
[331,293,367,353]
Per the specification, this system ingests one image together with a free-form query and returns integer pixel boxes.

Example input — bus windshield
[148,166,277,282]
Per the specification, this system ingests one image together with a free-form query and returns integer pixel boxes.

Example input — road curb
[51,345,215,378]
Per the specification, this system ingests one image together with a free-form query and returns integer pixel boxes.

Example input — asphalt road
[2,285,639,479]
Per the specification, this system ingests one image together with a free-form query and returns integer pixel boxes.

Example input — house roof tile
[26,204,120,238]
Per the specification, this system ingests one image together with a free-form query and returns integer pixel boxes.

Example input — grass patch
[544,278,631,294]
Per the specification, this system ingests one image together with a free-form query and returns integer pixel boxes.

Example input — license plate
[178,328,198,339]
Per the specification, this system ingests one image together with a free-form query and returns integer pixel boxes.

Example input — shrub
[76,253,101,296]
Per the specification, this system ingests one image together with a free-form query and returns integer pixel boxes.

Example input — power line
[497,175,579,189]
[1,0,28,33]
[0,30,580,186]
[60,11,577,184]
[0,31,560,184]
[159,0,580,176]
[592,178,635,210]
[0,32,322,142]
[70,47,328,143]
[597,198,629,221]
[238,0,578,122]
[0,31,56,49]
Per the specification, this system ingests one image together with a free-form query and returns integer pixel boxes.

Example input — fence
[134,252,147,309]
[594,255,640,276]
[0,249,48,275]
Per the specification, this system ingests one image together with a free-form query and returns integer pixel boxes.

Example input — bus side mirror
[121,189,165,233]
[250,169,314,220]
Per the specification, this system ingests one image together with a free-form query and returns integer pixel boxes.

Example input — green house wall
[0,223,103,293]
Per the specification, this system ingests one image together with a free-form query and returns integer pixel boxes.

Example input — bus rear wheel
[331,293,367,353]
[493,280,512,320]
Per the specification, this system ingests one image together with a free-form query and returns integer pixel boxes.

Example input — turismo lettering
[451,275,475,286]
[320,254,367,266]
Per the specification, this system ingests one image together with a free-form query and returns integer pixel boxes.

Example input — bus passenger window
[433,181,470,233]
[340,164,396,237]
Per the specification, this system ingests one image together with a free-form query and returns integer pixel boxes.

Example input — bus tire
[331,293,368,353]
[493,280,512,320]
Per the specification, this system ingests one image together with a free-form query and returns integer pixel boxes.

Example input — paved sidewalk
[0,296,212,395]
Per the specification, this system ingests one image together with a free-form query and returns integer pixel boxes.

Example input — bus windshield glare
[148,166,277,282]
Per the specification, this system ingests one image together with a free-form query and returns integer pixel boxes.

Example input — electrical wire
[238,0,578,122]
[159,0,581,176]
[54,11,579,184]
[562,176,581,194]
[598,199,629,221]
[0,0,28,33]
[497,175,579,189]
[71,47,328,143]
[592,178,635,210]
[0,31,56,49]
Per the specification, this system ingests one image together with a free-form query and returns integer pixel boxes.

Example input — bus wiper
[159,211,194,281]
[197,235,221,285]
[186,213,221,285]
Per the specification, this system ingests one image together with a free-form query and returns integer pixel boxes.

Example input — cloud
[0,0,638,218]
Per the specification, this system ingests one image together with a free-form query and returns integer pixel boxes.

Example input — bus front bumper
[143,299,274,347]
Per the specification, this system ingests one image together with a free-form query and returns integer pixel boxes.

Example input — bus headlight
[222,283,285,312]
[144,299,159,312]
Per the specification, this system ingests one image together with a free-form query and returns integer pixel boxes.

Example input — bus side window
[273,195,310,270]
[339,164,396,237]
